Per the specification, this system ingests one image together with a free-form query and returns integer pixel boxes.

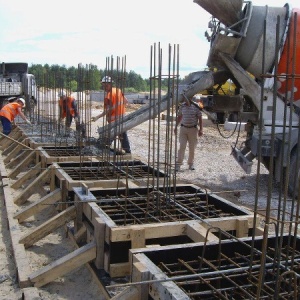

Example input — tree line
[28,63,177,93]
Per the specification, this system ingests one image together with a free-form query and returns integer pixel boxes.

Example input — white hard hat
[101,76,112,83]
[58,91,66,97]
[192,94,201,101]
[18,97,26,107]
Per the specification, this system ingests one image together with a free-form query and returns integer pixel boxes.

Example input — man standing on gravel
[91,76,131,154]
[174,96,203,171]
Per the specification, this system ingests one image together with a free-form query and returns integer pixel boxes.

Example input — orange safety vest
[0,102,21,122]
[104,88,126,123]
[59,97,77,118]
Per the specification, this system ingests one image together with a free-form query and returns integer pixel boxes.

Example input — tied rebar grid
[28,64,92,143]
[94,187,239,226]
[42,146,95,157]
[125,14,300,300]
[57,160,165,181]
[156,240,300,299]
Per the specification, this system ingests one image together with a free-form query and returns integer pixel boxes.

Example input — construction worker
[0,97,31,135]
[58,92,80,130]
[174,95,203,171]
[91,76,131,154]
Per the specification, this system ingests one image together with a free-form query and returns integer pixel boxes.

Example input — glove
[25,119,32,125]
[91,116,98,122]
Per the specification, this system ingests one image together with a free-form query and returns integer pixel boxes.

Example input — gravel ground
[122,113,274,212]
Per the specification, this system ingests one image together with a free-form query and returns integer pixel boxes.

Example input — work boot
[175,165,181,172]
[189,164,195,170]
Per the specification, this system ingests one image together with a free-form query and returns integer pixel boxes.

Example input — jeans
[0,116,12,135]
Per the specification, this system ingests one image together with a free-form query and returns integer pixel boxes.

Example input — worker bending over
[92,76,131,154]
[0,97,31,135]
[58,92,80,130]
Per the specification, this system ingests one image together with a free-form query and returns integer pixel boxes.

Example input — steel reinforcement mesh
[92,186,248,225]
[56,160,165,180]
[148,236,300,299]
[42,146,95,157]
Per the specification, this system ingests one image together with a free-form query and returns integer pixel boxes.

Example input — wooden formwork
[127,235,300,300]
[71,184,263,278]
[52,160,167,191]
[0,156,106,294]
[0,126,267,299]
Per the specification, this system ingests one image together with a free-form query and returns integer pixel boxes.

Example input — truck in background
[98,1,300,196]
[0,62,37,113]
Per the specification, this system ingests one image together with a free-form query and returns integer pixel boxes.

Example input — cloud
[0,0,298,79]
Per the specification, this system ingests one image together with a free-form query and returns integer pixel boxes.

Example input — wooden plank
[8,151,35,179]
[73,226,87,243]
[2,141,17,156]
[201,215,253,232]
[1,176,33,288]
[131,228,146,249]
[3,142,23,160]
[0,129,23,149]
[6,149,32,169]
[131,262,150,300]
[14,188,62,223]
[11,162,42,189]
[109,262,130,278]
[236,218,249,238]
[132,253,188,300]
[19,206,77,248]
[93,217,105,269]
[29,241,97,288]
[67,227,111,300]
[14,167,50,205]
[110,222,187,242]
[186,221,219,242]
[110,286,139,300]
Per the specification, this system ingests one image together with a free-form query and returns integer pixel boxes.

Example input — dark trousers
[110,132,131,153]
[120,132,131,153]
[0,116,12,135]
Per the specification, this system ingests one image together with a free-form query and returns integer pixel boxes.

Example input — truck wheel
[288,150,300,197]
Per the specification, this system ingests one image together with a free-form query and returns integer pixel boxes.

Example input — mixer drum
[277,8,300,103]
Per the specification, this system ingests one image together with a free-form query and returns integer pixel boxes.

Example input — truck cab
[0,62,37,112]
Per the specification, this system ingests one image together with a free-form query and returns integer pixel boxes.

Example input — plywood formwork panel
[129,235,300,299]
[71,184,260,278]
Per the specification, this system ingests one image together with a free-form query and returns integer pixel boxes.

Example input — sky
[0,0,299,79]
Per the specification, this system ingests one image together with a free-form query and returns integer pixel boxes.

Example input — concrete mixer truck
[97,0,300,196]
[187,0,300,196]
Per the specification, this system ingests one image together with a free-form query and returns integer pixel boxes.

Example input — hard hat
[192,94,201,101]
[58,91,66,97]
[18,97,26,107]
[101,76,112,83]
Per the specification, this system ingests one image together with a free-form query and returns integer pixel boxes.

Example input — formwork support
[13,188,62,223]
[13,166,51,205]
[19,205,76,248]
[28,241,96,288]
[8,150,36,179]
[11,162,42,189]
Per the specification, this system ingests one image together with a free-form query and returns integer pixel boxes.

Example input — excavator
[98,0,300,196]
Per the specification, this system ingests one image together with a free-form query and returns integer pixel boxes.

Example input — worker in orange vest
[58,92,80,129]
[91,76,131,153]
[0,97,31,135]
